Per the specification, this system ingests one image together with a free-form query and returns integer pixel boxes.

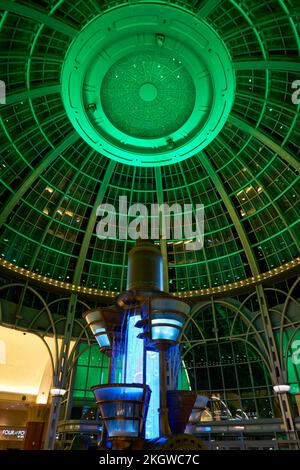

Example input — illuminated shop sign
[1,429,26,439]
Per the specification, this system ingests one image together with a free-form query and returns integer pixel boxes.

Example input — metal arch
[30,331,56,380]
[0,110,67,155]
[74,299,91,311]
[215,134,300,250]
[181,310,207,342]
[278,0,300,63]
[188,298,269,361]
[26,31,60,149]
[28,297,72,329]
[196,0,223,18]
[154,167,169,292]
[119,165,137,290]
[268,307,299,329]
[228,115,300,173]
[30,296,91,316]
[180,331,205,352]
[237,289,261,312]
[215,300,270,361]
[230,307,259,338]
[0,282,56,335]
[200,151,259,276]
[0,0,78,37]
[234,60,300,72]
[235,91,298,116]
[262,286,300,314]
[285,276,300,300]
[230,0,300,153]
[231,0,271,133]
[211,299,268,357]
[42,317,88,342]
[229,0,268,58]
[71,320,90,342]
[5,85,61,106]
[44,160,117,448]
[268,306,300,370]
[181,337,273,377]
[66,326,94,372]
[228,304,268,342]
[0,111,67,169]
[0,282,59,367]
[1,0,73,161]
[0,130,79,227]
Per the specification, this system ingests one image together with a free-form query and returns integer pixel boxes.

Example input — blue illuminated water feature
[121,308,160,439]
[124,310,144,384]
[145,349,160,439]
[167,345,180,390]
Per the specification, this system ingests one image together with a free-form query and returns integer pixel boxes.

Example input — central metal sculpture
[83,240,199,450]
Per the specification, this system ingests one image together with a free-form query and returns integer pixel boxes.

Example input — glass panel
[105,419,139,438]
[152,326,179,341]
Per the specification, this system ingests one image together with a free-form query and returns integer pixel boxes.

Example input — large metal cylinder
[127,240,163,292]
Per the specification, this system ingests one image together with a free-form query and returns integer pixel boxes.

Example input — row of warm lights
[0,258,118,297]
[236,185,262,198]
[175,257,300,298]
[0,257,299,299]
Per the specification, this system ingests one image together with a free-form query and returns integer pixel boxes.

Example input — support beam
[234,60,300,72]
[44,292,77,450]
[44,161,115,449]
[119,166,137,290]
[228,115,300,173]
[178,162,212,288]
[73,159,116,285]
[196,0,223,18]
[255,284,298,447]
[0,131,79,227]
[6,85,60,106]
[0,1,78,37]
[155,167,169,293]
[200,152,259,276]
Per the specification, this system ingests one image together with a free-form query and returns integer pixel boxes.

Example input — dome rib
[215,135,300,252]
[1,0,78,37]
[0,131,79,226]
[201,150,259,276]
[228,115,300,172]
[72,159,116,286]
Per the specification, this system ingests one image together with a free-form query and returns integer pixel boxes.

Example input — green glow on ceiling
[101,50,195,139]
[61,1,235,166]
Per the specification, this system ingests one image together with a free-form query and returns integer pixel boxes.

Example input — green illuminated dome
[0,0,299,297]
[61,2,235,166]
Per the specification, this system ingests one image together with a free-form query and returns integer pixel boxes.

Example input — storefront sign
[1,429,25,439]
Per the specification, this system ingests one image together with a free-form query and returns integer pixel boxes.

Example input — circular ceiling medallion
[62,2,235,167]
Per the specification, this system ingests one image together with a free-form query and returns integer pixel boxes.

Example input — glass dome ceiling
[0,0,299,298]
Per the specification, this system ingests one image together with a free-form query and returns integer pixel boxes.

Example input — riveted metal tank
[126,240,163,292]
